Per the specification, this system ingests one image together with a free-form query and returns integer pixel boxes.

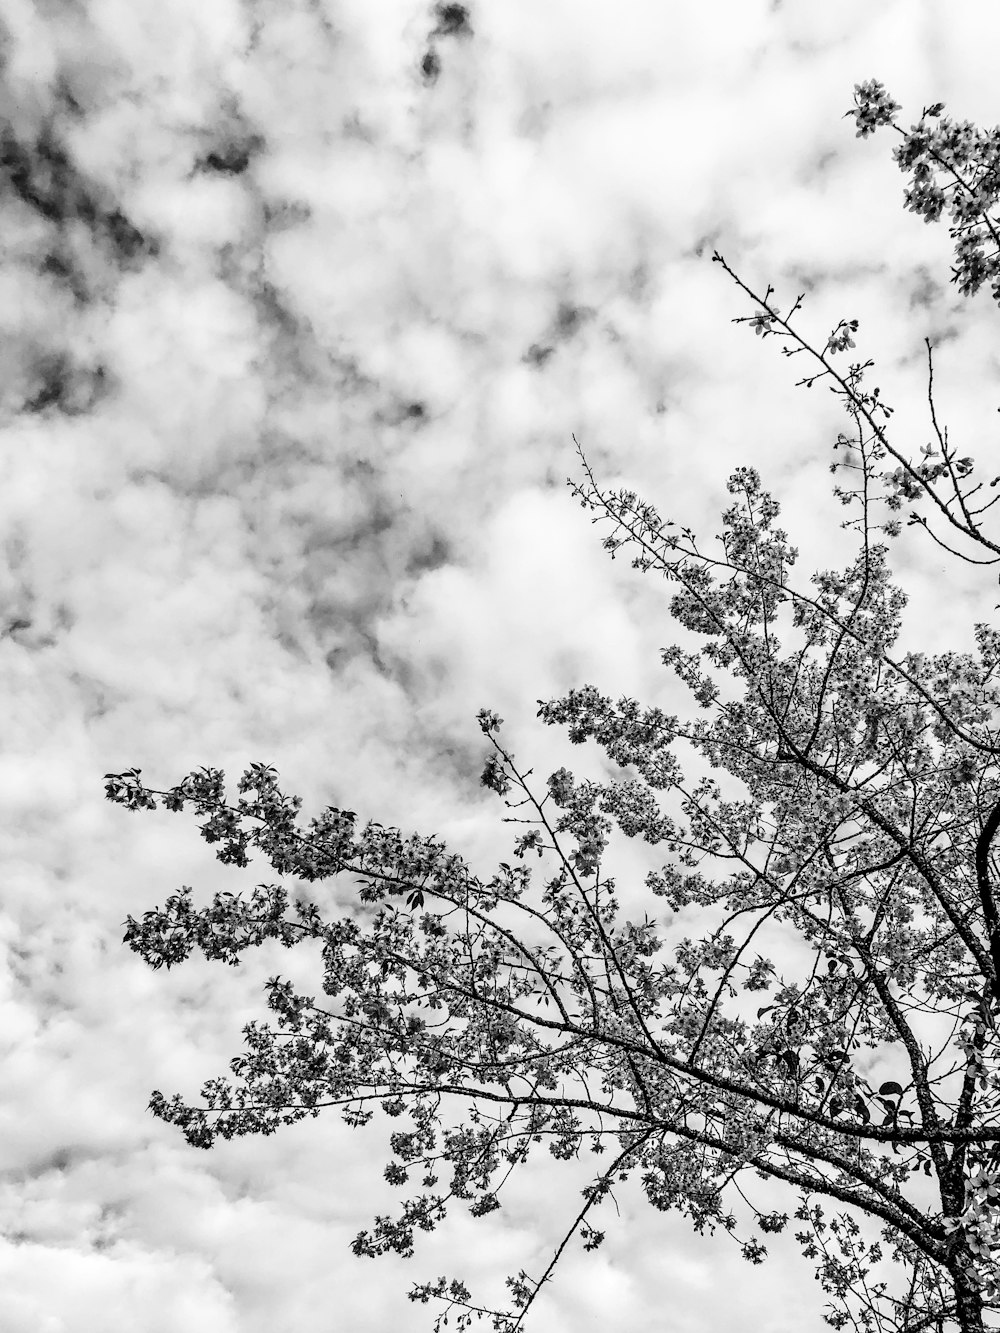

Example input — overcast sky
[2,2,1000,1331]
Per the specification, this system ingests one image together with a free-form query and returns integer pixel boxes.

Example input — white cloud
[0,0,996,1328]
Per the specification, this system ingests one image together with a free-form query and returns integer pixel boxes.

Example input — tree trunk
[950,1253,985,1333]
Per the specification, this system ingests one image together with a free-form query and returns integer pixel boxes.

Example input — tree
[848,81,1000,304]
[106,84,1000,1333]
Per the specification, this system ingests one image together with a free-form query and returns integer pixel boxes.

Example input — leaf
[822,1049,849,1069]
[778,1049,799,1076]
[878,1081,904,1097]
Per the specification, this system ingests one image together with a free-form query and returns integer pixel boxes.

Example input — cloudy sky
[2,2,1000,1330]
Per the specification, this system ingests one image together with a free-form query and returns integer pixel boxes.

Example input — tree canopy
[106,83,1000,1333]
